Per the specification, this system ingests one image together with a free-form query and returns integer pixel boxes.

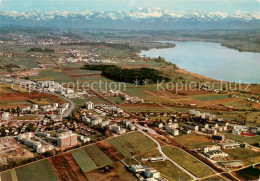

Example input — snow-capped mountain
[0,8,259,30]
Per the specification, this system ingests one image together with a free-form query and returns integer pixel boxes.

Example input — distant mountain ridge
[1,8,259,30]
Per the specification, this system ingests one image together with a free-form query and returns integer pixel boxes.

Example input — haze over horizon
[0,0,260,13]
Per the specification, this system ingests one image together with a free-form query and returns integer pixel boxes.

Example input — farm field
[70,148,97,172]
[234,165,260,180]
[0,169,17,181]
[95,140,125,162]
[15,159,58,181]
[120,103,170,112]
[134,150,193,180]
[84,144,113,167]
[162,146,215,178]
[30,69,75,83]
[200,175,228,181]
[85,161,137,181]
[108,132,157,157]
[224,148,260,166]
[175,134,215,149]
[224,133,260,145]
[192,94,230,101]
[48,152,87,181]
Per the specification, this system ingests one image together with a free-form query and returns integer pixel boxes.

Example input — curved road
[139,130,197,180]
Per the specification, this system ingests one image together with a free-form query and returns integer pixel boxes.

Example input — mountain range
[1,8,259,30]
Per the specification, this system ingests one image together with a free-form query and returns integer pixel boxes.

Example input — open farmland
[134,150,193,180]
[0,90,65,109]
[84,144,113,167]
[85,161,138,181]
[15,159,58,181]
[108,132,157,157]
[162,146,215,178]
[0,169,17,181]
[95,140,125,162]
[48,152,87,181]
[175,134,215,149]
[192,94,230,101]
[70,148,97,172]
[224,148,260,166]
[234,165,260,180]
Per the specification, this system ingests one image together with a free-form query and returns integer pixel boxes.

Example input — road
[138,129,197,180]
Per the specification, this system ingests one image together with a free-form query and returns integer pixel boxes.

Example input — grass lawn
[83,145,113,167]
[192,94,229,101]
[135,150,192,180]
[15,159,58,181]
[70,148,97,172]
[224,133,260,145]
[108,132,157,157]
[175,134,215,149]
[235,166,260,180]
[162,146,215,178]
[224,148,260,166]
[0,169,17,181]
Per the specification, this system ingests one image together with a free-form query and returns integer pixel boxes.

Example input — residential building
[85,101,94,110]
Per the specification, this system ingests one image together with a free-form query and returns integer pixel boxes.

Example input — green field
[83,144,113,167]
[15,159,58,181]
[224,133,260,145]
[108,132,157,157]
[70,148,97,172]
[235,166,260,180]
[224,148,260,166]
[162,146,215,178]
[192,94,229,101]
[31,69,75,83]
[175,134,215,149]
[135,150,192,180]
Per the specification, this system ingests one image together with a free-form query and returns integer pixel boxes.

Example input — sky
[0,0,259,13]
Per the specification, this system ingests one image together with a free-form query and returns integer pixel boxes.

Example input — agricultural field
[224,148,260,166]
[192,94,230,101]
[0,169,17,181]
[30,69,75,83]
[200,175,228,181]
[95,140,125,162]
[134,150,193,180]
[175,134,215,149]
[70,148,97,172]
[15,159,58,181]
[162,146,215,178]
[224,133,260,145]
[234,165,260,180]
[48,152,87,181]
[85,162,137,181]
[83,144,113,167]
[108,132,157,157]
[120,103,170,113]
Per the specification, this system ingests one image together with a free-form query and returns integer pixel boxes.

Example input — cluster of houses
[17,132,55,153]
[189,110,223,122]
[229,124,260,135]
[107,90,144,104]
[57,49,115,64]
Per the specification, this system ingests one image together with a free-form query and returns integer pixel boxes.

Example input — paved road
[138,129,197,180]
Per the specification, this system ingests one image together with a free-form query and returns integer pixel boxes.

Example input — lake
[140,41,260,83]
